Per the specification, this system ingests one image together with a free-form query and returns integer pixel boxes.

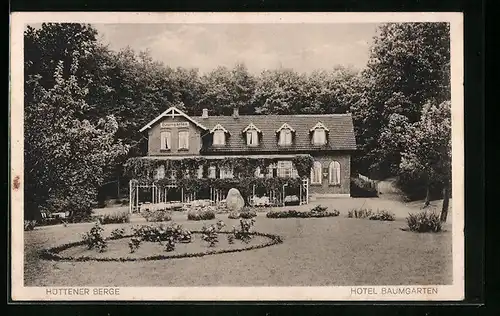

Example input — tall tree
[352,22,451,178]
[197,63,256,116]
[399,100,452,220]
[24,57,128,220]
[253,68,307,114]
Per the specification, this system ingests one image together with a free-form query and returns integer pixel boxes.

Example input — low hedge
[141,210,172,222]
[348,208,395,221]
[187,208,216,221]
[39,231,283,262]
[368,210,395,221]
[266,209,340,219]
[99,212,130,225]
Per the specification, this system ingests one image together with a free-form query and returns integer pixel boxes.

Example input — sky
[92,23,381,74]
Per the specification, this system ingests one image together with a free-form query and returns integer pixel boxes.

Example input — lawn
[24,197,452,287]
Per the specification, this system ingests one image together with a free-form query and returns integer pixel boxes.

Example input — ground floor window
[220,167,234,179]
[208,166,217,179]
[154,165,165,180]
[329,161,341,185]
[310,161,322,184]
[277,160,298,178]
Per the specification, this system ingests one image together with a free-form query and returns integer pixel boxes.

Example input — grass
[25,197,452,287]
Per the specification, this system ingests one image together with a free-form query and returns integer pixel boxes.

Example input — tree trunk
[440,183,450,222]
[423,185,431,209]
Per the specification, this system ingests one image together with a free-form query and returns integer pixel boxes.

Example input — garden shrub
[81,222,108,253]
[232,218,256,244]
[128,222,193,253]
[350,177,378,197]
[99,212,130,225]
[187,206,216,221]
[406,211,442,232]
[201,220,226,247]
[310,205,328,213]
[368,210,396,221]
[240,207,257,219]
[132,222,192,243]
[128,237,141,253]
[24,220,37,231]
[266,208,340,219]
[141,209,172,222]
[110,228,125,239]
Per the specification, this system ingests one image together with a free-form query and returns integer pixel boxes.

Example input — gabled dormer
[210,124,229,146]
[310,122,329,145]
[242,123,262,147]
[276,123,295,146]
[139,106,209,156]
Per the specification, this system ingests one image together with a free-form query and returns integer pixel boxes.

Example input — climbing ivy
[124,156,314,184]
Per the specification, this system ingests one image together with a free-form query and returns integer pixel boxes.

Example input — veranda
[125,156,312,214]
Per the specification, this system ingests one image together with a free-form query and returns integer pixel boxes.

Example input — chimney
[202,108,209,119]
[232,107,239,118]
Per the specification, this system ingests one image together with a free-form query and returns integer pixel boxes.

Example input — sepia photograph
[10,12,464,301]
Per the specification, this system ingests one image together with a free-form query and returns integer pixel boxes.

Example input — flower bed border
[266,210,340,219]
[39,231,283,262]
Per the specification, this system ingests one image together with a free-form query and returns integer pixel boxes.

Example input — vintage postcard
[10,12,464,301]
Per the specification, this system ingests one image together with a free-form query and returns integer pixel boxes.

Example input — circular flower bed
[40,231,283,262]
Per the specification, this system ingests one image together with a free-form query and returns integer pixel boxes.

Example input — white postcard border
[10,11,465,301]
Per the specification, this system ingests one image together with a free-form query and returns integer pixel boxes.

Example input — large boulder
[225,188,245,212]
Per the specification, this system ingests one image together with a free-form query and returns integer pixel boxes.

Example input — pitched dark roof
[191,114,357,153]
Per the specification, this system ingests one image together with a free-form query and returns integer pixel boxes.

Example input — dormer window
[213,130,225,145]
[277,123,295,146]
[210,124,229,146]
[310,122,329,146]
[243,123,261,147]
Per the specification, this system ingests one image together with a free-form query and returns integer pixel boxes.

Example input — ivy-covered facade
[125,107,357,210]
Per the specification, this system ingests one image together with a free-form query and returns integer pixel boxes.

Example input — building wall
[308,153,351,196]
[148,116,203,156]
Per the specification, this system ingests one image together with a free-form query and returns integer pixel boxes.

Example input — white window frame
[213,130,226,146]
[246,129,259,146]
[310,122,329,146]
[310,161,322,184]
[160,131,171,150]
[208,166,217,179]
[279,129,293,146]
[154,165,165,180]
[329,161,341,185]
[220,167,234,179]
[254,166,264,178]
[178,130,190,150]
[277,160,298,178]
[312,129,327,145]
[267,163,276,178]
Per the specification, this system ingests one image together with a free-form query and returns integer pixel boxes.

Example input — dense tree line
[23,22,451,220]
